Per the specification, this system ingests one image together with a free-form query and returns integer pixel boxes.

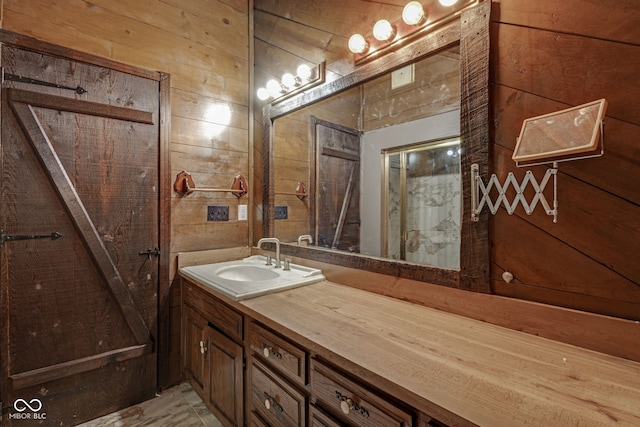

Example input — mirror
[513,98,607,166]
[382,136,462,267]
[262,1,490,291]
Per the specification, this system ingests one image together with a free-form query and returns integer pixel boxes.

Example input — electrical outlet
[274,206,288,220]
[208,205,229,221]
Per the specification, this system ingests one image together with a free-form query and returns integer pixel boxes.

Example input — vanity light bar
[349,0,478,65]
[256,62,326,103]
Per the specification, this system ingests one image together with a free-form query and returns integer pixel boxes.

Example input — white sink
[179,255,325,301]
[216,265,280,282]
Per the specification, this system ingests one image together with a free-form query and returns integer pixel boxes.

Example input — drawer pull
[262,344,283,359]
[335,391,369,418]
[199,340,208,355]
[263,392,284,413]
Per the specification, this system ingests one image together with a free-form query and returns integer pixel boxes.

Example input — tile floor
[77,382,222,427]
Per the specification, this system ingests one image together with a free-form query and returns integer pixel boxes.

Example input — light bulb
[266,79,283,97]
[402,2,426,26]
[256,87,270,101]
[439,0,459,6]
[297,64,312,81]
[348,34,369,54]
[373,19,395,41]
[282,72,297,89]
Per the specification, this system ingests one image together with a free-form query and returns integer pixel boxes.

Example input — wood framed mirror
[262,1,490,292]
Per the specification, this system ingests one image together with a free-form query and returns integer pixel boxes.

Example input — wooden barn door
[312,117,361,252]
[0,45,160,425]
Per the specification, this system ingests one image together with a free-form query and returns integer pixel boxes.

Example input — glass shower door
[384,138,461,268]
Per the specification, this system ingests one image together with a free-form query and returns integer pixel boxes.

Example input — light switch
[238,204,247,221]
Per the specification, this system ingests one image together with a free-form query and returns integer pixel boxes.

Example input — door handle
[139,247,160,260]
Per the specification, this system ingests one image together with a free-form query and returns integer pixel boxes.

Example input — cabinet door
[206,326,244,427]
[183,304,208,397]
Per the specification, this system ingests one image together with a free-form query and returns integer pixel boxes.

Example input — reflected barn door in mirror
[312,117,361,251]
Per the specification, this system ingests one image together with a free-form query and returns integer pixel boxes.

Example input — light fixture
[296,64,312,81]
[256,62,326,103]
[402,1,426,26]
[348,34,369,54]
[373,19,396,41]
[281,72,298,89]
[447,147,461,157]
[266,79,283,97]
[256,87,270,101]
[348,0,475,65]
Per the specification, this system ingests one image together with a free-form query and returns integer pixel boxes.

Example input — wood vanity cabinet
[311,358,414,427]
[248,321,308,426]
[182,279,244,427]
[182,303,208,398]
[181,278,453,427]
[310,404,343,426]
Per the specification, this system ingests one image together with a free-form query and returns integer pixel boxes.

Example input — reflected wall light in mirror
[471,98,608,223]
[348,0,477,64]
[256,62,326,103]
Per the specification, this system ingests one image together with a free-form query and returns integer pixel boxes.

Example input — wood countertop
[239,281,640,427]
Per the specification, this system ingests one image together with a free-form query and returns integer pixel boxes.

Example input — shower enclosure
[383,137,461,268]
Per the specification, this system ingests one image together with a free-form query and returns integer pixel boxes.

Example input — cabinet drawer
[251,357,307,427]
[311,359,413,427]
[310,404,343,427]
[250,411,269,427]
[183,279,243,342]
[249,321,307,385]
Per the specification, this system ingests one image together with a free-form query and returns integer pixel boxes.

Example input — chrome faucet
[297,234,313,246]
[257,237,281,268]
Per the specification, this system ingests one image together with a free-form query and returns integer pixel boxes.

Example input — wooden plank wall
[490,0,640,320]
[254,0,640,335]
[1,0,251,386]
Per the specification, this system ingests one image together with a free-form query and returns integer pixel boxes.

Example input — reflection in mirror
[272,85,361,246]
[273,46,461,269]
[383,137,461,268]
[263,1,491,291]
